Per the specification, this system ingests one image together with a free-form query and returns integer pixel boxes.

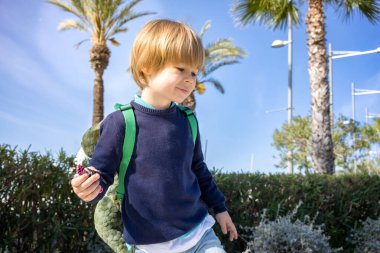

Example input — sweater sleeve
[88,111,125,203]
[191,117,227,214]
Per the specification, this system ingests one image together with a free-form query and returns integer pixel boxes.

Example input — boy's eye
[176,67,197,77]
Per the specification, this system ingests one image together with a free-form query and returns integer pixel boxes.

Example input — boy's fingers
[82,185,102,202]
[78,180,100,200]
[81,173,100,189]
[71,173,89,187]
[229,224,238,241]
[220,222,227,235]
[229,231,233,241]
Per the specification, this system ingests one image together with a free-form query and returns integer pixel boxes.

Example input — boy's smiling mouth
[176,87,189,93]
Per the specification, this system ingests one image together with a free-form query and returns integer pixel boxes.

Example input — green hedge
[1,144,379,252]
[0,144,111,253]
[214,171,380,253]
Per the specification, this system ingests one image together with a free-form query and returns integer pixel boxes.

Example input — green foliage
[242,203,335,253]
[230,0,301,30]
[350,217,380,253]
[272,115,380,173]
[212,171,380,253]
[230,0,380,30]
[2,145,380,252]
[0,144,112,252]
[272,116,312,172]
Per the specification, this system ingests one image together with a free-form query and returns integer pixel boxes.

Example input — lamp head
[271,40,290,48]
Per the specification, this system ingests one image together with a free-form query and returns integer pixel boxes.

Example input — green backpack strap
[113,103,197,201]
[177,105,198,144]
[114,103,136,200]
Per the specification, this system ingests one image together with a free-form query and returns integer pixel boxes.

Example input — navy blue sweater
[90,101,227,245]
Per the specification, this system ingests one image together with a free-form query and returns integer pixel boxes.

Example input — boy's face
[143,63,198,107]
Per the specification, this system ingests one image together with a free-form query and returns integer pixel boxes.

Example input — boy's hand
[215,211,238,241]
[71,167,102,202]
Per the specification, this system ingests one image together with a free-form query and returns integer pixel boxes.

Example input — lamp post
[271,4,293,174]
[328,44,380,127]
[351,83,380,172]
[352,84,380,122]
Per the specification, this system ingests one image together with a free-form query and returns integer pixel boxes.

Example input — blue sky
[0,0,379,173]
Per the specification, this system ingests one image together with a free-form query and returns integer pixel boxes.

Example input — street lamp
[352,83,380,122]
[271,4,293,174]
[328,44,380,127]
[350,83,380,173]
[271,40,291,48]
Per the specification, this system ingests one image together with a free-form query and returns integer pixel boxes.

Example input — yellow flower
[196,83,206,94]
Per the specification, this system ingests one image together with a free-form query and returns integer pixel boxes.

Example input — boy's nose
[185,74,196,83]
[185,77,196,87]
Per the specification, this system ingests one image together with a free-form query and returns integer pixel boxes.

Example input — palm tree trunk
[180,91,196,113]
[90,44,110,126]
[306,0,334,174]
[93,72,104,126]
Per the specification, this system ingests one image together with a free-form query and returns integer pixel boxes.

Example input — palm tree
[180,21,247,111]
[231,0,380,174]
[48,0,154,126]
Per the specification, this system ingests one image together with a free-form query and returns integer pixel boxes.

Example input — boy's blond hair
[130,19,205,89]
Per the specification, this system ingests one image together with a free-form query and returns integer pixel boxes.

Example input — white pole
[352,82,355,122]
[250,152,254,171]
[352,82,357,173]
[287,0,293,174]
[329,43,334,128]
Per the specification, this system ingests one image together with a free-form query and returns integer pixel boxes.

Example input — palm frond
[206,38,233,51]
[58,19,87,32]
[199,78,225,94]
[205,39,247,61]
[206,39,246,56]
[105,11,154,39]
[100,0,121,22]
[48,0,90,28]
[334,0,380,24]
[231,0,301,30]
[109,38,120,46]
[109,0,144,26]
[51,0,154,46]
[205,46,246,66]
[199,20,212,38]
[203,60,240,76]
[108,27,128,37]
[117,11,156,28]
[74,38,90,49]
[70,0,86,17]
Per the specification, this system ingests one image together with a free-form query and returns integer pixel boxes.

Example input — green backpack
[79,103,198,252]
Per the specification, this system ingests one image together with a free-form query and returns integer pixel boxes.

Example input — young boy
[71,19,238,253]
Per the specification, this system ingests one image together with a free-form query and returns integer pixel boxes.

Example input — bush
[351,217,380,253]
[1,145,380,253]
[212,170,380,253]
[241,203,336,253]
[0,144,112,252]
